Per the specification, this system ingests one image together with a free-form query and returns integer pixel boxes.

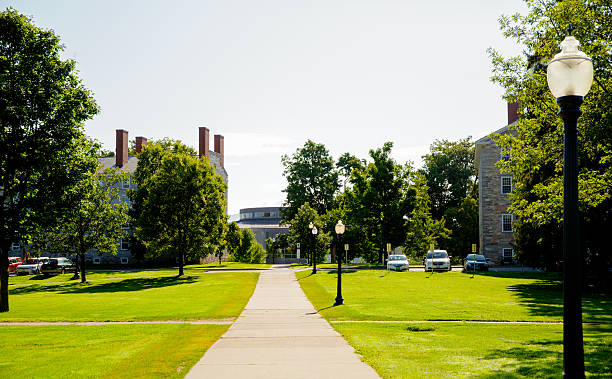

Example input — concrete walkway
[186,265,379,378]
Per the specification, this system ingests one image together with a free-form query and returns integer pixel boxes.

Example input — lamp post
[547,28,593,378]
[334,220,345,306]
[309,222,318,274]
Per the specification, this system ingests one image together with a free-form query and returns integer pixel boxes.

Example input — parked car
[8,257,23,273]
[41,258,76,276]
[16,257,49,275]
[387,254,409,271]
[424,250,451,272]
[463,254,489,271]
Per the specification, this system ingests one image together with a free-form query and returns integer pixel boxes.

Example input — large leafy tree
[421,138,478,257]
[231,229,265,263]
[345,143,416,263]
[40,163,130,283]
[489,0,611,277]
[421,138,477,219]
[287,203,330,265]
[133,144,226,276]
[223,222,242,263]
[281,140,339,221]
[0,9,98,311]
[403,172,449,261]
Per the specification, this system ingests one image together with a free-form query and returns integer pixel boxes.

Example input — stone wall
[477,137,514,265]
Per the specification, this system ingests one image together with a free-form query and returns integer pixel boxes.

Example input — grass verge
[4,272,259,321]
[184,262,272,269]
[0,323,228,378]
[295,270,611,322]
[332,322,611,378]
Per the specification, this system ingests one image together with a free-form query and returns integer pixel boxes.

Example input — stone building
[475,102,519,265]
[93,127,228,265]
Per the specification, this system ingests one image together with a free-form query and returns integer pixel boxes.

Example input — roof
[98,156,139,173]
[474,123,517,170]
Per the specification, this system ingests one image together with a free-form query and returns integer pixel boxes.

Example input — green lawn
[295,270,611,322]
[184,262,272,269]
[0,323,228,378]
[4,272,259,321]
[332,322,611,378]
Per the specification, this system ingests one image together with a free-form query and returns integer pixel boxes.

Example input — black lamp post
[546,28,593,378]
[309,222,317,274]
[334,220,345,306]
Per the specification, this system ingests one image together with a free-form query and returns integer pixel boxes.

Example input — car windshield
[427,252,447,259]
[389,255,406,261]
[467,254,486,262]
[49,259,58,264]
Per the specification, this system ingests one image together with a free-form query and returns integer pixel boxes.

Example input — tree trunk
[331,244,337,264]
[178,249,184,277]
[0,242,10,312]
[80,251,87,283]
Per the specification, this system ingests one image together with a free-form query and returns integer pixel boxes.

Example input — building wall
[477,137,514,265]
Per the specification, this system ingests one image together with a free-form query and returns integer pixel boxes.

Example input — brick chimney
[135,136,147,154]
[508,102,520,125]
[116,129,128,167]
[199,127,210,159]
[214,134,224,167]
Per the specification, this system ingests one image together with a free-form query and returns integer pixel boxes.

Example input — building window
[264,212,270,217]
[501,176,513,194]
[11,243,20,251]
[502,248,514,263]
[120,226,130,250]
[120,257,129,264]
[500,147,510,161]
[284,249,296,259]
[502,214,513,232]
[93,257,101,265]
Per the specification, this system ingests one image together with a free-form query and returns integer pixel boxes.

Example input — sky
[8,0,528,215]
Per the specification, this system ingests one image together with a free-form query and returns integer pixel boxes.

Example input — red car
[8,257,23,273]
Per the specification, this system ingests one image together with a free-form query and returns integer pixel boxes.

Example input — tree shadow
[473,325,611,378]
[506,280,612,322]
[9,276,197,295]
[325,270,357,274]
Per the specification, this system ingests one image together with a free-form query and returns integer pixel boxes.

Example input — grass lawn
[0,323,228,378]
[295,270,611,322]
[4,272,259,321]
[332,322,611,378]
[184,262,272,269]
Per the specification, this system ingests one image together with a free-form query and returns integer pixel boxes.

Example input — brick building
[475,102,519,265]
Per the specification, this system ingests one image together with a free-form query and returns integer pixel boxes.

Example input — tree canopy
[281,140,339,221]
[133,142,226,276]
[0,9,99,311]
[489,0,611,275]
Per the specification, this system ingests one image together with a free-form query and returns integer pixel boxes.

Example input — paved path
[186,266,379,379]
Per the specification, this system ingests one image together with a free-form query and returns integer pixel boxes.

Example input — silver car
[387,254,409,271]
[16,257,49,275]
[424,250,451,272]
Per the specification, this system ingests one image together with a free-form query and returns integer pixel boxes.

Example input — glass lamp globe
[312,226,318,235]
[335,220,345,235]
[308,222,314,229]
[547,35,593,98]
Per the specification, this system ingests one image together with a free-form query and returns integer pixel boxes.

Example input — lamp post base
[334,297,343,306]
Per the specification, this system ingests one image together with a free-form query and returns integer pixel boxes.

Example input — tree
[281,140,339,221]
[345,143,416,263]
[41,165,129,282]
[488,0,612,278]
[403,172,449,261]
[265,233,290,263]
[0,9,99,311]
[421,138,476,220]
[133,146,226,276]
[231,229,265,263]
[224,222,242,263]
[287,203,330,265]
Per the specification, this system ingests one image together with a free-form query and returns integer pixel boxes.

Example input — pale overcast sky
[9,0,527,215]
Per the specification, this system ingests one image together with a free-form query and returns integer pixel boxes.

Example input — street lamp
[334,220,346,306]
[309,222,318,274]
[547,27,593,378]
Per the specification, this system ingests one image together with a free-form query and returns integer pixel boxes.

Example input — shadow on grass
[325,270,357,274]
[505,281,612,322]
[474,326,611,378]
[9,275,197,295]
